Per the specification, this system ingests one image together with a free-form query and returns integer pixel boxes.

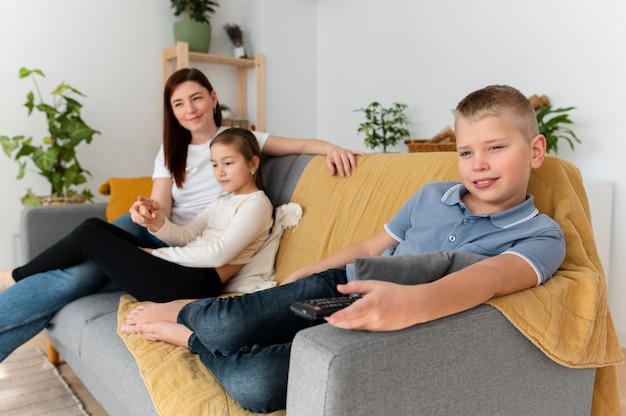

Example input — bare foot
[0,269,15,292]
[139,321,192,349]
[121,301,185,334]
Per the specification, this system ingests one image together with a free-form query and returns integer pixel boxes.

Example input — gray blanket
[353,251,488,285]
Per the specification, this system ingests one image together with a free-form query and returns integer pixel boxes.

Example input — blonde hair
[454,85,538,141]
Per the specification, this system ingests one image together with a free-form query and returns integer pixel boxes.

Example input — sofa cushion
[99,177,153,222]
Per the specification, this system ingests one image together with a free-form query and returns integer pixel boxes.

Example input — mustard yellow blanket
[118,153,622,415]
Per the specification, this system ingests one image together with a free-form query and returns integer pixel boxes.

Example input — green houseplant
[171,0,219,53]
[0,68,100,206]
[355,102,410,152]
[536,105,581,154]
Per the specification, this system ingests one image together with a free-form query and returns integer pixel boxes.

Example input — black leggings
[13,218,222,302]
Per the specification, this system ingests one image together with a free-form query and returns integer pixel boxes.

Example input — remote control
[290,295,363,320]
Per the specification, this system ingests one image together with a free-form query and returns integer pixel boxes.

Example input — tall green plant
[0,68,100,206]
[536,105,580,154]
[170,0,219,23]
[355,102,410,153]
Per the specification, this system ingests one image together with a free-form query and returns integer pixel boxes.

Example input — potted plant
[536,105,581,154]
[354,101,410,152]
[0,68,100,206]
[171,0,219,53]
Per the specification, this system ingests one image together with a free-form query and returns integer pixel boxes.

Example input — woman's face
[170,81,218,135]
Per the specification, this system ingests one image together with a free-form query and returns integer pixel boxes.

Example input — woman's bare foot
[0,269,15,292]
[139,321,192,348]
[121,301,185,334]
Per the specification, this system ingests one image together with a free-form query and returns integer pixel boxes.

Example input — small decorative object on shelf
[0,68,100,206]
[222,118,249,129]
[224,23,247,58]
[529,94,580,154]
[354,101,410,153]
[405,126,456,153]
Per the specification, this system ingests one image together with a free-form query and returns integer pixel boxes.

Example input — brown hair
[454,85,538,141]
[163,68,223,187]
[210,127,265,192]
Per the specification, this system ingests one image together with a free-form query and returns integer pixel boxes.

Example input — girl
[1,128,273,303]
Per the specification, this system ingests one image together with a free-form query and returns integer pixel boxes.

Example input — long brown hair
[210,127,266,193]
[163,68,223,187]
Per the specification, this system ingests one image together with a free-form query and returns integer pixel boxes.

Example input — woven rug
[0,348,88,416]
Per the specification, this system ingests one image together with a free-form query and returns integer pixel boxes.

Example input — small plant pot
[174,21,212,53]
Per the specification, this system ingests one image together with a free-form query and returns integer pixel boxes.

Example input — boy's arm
[281,229,398,285]
[327,253,537,331]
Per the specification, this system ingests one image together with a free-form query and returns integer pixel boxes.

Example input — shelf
[162,42,265,131]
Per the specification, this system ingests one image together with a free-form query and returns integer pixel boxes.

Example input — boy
[121,85,565,413]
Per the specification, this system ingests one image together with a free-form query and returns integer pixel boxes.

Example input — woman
[0,68,360,361]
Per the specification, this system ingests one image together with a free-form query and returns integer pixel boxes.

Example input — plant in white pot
[171,0,219,53]
[354,101,410,153]
[0,68,100,206]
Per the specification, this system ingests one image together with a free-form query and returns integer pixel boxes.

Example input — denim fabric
[178,268,347,412]
[0,214,165,361]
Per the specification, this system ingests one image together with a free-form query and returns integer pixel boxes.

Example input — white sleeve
[152,145,171,179]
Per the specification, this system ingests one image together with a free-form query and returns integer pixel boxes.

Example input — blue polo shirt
[380,182,565,285]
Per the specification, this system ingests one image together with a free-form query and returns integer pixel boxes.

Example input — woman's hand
[325,145,364,177]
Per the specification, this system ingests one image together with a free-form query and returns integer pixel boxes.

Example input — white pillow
[222,202,302,293]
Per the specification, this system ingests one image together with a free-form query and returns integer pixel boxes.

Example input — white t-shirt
[152,127,270,225]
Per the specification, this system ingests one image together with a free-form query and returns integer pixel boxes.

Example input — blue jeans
[0,214,166,361]
[178,268,347,413]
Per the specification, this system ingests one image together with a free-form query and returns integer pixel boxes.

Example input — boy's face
[455,115,546,214]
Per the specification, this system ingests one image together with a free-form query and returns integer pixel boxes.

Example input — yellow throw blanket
[118,153,622,415]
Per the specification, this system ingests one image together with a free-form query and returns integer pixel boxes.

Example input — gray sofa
[20,154,596,416]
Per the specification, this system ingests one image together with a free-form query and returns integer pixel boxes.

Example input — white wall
[0,0,623,344]
[312,0,626,345]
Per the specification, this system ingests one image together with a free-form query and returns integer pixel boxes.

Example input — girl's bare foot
[121,301,185,334]
[0,269,15,292]
[139,321,192,348]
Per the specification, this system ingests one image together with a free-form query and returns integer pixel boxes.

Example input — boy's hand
[325,280,424,331]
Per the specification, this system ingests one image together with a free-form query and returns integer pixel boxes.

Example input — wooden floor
[15,333,626,415]
[20,332,108,416]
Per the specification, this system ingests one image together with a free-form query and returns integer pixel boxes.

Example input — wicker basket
[405,139,456,153]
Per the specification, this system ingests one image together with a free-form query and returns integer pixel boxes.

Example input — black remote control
[290,295,363,320]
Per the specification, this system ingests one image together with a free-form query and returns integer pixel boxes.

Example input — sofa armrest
[20,202,108,262]
[287,304,595,416]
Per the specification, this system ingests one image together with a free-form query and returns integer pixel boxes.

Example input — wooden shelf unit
[162,42,266,131]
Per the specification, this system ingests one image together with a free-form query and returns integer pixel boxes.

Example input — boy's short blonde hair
[454,85,539,142]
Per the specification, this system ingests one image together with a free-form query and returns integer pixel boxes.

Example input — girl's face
[170,81,218,137]
[455,114,545,214]
[210,142,259,195]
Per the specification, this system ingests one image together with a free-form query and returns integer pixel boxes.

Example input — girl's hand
[130,197,159,226]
